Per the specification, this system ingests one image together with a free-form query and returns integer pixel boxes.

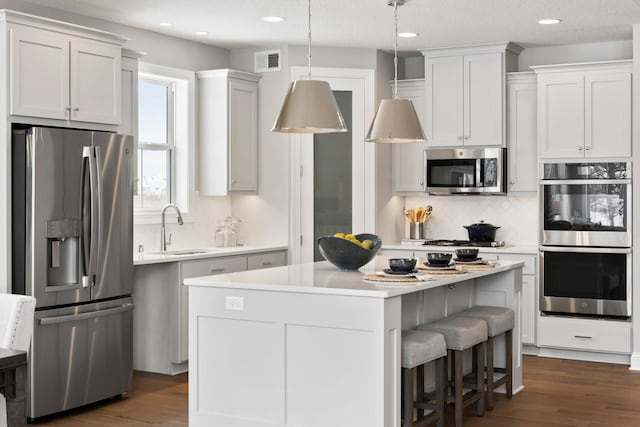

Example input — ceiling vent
[255,49,280,73]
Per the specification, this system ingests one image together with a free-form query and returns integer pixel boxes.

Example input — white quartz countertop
[133,245,288,266]
[184,257,524,298]
[383,243,538,254]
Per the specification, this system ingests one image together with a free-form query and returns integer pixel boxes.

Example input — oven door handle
[539,245,631,254]
[540,179,631,185]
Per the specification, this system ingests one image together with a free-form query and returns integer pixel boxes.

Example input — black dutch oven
[463,220,500,242]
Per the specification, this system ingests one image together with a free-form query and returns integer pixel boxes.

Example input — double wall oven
[540,162,631,318]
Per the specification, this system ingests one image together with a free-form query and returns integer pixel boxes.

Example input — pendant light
[272,0,347,134]
[366,0,426,143]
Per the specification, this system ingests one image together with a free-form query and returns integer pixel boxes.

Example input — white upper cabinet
[391,79,427,192]
[534,61,632,159]
[5,11,125,125]
[506,72,537,192]
[198,69,261,196]
[421,43,522,148]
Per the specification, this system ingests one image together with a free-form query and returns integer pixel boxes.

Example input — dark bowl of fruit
[317,233,382,270]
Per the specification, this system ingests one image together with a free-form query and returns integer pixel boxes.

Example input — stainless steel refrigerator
[11,125,134,419]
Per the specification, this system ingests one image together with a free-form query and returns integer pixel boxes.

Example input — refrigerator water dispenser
[46,219,81,286]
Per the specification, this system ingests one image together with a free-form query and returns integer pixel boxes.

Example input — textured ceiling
[20,0,640,52]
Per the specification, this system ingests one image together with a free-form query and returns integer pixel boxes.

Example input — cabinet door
[464,52,503,146]
[70,38,121,124]
[538,74,585,158]
[507,77,537,192]
[585,71,631,158]
[9,25,70,120]
[392,81,427,192]
[521,275,536,345]
[228,78,258,192]
[425,56,464,147]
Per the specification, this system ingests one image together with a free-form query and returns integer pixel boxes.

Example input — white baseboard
[537,347,630,365]
[629,352,640,370]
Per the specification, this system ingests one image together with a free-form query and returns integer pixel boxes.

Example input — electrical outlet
[225,296,245,311]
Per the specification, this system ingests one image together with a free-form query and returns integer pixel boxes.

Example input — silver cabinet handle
[578,146,583,151]
[585,146,591,151]
[419,181,424,186]
[574,335,593,339]
[509,180,516,185]
[210,267,225,273]
[457,136,463,140]
[231,179,237,184]
[262,261,273,267]
[463,136,470,140]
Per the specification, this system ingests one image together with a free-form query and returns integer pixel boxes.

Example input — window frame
[134,63,196,224]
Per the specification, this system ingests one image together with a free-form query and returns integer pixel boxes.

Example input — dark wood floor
[32,355,640,426]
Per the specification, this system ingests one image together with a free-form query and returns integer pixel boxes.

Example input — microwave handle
[476,159,482,187]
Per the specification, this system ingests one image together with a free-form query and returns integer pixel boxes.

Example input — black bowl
[426,252,452,266]
[388,258,417,272]
[455,248,479,260]
[317,233,382,270]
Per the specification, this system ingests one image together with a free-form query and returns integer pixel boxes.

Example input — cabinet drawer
[247,251,286,270]
[180,256,247,281]
[538,316,631,354]
[480,253,536,275]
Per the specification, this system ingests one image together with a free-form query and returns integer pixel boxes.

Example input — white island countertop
[184,257,524,298]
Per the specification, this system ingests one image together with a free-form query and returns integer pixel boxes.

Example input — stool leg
[454,350,463,427]
[506,329,513,399]
[416,364,425,422]
[402,367,414,427]
[436,357,446,427]
[486,335,495,411]
[476,342,485,417]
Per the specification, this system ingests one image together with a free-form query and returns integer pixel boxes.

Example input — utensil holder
[409,222,425,240]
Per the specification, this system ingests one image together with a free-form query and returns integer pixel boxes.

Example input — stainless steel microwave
[425,147,506,195]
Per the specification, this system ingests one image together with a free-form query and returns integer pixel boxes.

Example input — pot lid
[464,220,500,229]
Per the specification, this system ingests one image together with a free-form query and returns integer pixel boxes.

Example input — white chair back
[0,294,36,353]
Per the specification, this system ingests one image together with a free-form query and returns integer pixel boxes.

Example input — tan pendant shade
[365,98,426,143]
[272,80,348,133]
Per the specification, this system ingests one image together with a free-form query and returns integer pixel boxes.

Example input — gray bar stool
[401,330,447,427]
[417,317,488,427]
[454,306,515,411]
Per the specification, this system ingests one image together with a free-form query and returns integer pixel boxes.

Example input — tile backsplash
[404,193,538,245]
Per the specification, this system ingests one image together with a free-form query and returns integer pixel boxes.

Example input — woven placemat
[416,267,466,275]
[362,274,419,283]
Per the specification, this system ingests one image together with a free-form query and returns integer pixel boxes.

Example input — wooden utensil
[416,207,424,223]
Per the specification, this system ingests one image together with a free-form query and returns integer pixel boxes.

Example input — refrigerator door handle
[93,145,103,288]
[38,303,135,325]
[80,146,99,288]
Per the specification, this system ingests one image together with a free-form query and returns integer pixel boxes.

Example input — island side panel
[188,285,401,427]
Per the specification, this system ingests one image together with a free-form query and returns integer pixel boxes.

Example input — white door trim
[288,67,376,265]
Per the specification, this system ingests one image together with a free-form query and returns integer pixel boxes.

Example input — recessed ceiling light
[263,16,285,23]
[538,18,562,25]
[398,32,418,38]
[196,31,208,36]
[159,22,172,27]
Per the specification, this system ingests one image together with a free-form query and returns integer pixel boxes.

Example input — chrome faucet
[160,204,184,251]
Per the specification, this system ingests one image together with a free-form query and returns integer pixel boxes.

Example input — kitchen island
[184,258,524,427]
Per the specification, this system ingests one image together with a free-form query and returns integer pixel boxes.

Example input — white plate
[421,263,456,270]
[377,270,418,277]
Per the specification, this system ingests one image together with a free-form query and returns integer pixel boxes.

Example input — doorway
[288,67,376,264]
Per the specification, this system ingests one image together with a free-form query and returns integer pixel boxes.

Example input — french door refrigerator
[11,125,134,419]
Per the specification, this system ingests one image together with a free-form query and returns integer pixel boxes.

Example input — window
[134,63,195,221]
[135,76,175,210]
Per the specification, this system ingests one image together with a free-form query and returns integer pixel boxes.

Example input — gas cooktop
[423,239,506,248]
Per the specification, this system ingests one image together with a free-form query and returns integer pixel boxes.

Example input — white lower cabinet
[133,250,286,374]
[538,316,631,354]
